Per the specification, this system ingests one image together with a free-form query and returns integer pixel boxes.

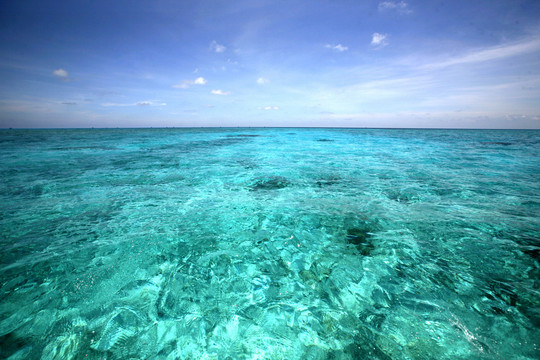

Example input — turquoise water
[0,128,538,359]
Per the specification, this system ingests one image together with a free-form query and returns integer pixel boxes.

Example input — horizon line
[1,126,539,131]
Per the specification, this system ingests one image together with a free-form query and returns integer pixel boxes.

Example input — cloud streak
[52,68,72,81]
[172,77,207,88]
[102,101,166,107]
[378,1,412,14]
[211,89,230,95]
[421,37,540,69]
[53,68,68,77]
[325,44,348,52]
[210,40,226,53]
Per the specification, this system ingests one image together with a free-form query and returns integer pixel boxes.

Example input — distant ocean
[0,128,538,359]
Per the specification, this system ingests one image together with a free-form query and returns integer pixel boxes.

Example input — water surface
[0,128,538,359]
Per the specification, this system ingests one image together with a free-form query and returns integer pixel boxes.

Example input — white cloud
[325,44,348,52]
[211,89,230,95]
[210,40,226,53]
[371,33,388,47]
[172,77,207,88]
[258,106,280,110]
[193,77,207,85]
[53,68,68,77]
[257,77,269,85]
[378,1,412,14]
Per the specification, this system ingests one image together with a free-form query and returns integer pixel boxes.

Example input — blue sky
[1,0,539,128]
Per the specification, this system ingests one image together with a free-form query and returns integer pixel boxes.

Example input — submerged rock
[385,189,419,204]
[0,332,32,360]
[480,141,513,146]
[249,176,290,191]
[316,175,341,187]
[522,246,539,262]
[346,227,375,256]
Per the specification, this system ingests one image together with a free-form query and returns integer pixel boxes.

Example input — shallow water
[0,128,538,359]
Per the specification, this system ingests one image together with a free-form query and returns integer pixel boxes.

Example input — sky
[1,0,540,129]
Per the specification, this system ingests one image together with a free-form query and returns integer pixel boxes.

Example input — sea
[0,128,538,359]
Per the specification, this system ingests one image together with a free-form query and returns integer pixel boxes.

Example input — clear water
[0,128,538,359]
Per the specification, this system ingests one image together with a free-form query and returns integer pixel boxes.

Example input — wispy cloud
[0,99,60,114]
[378,1,412,14]
[325,44,348,52]
[257,77,269,85]
[371,33,388,48]
[53,68,71,81]
[258,106,280,110]
[210,40,226,53]
[102,103,127,107]
[102,101,166,107]
[53,68,68,77]
[312,55,540,117]
[211,89,230,95]
[318,76,432,110]
[421,37,540,69]
[321,112,540,129]
[172,77,207,89]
